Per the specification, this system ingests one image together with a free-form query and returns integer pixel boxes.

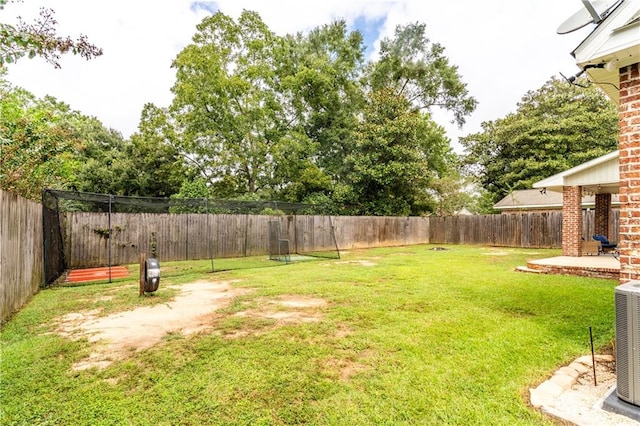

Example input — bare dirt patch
[57,281,249,371]
[482,250,511,256]
[224,295,328,338]
[322,349,375,381]
[482,248,542,256]
[334,260,377,267]
[54,282,328,371]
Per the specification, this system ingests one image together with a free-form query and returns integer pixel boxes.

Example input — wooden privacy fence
[428,210,619,247]
[1,190,43,323]
[332,216,429,249]
[0,201,623,321]
[429,213,563,247]
[64,213,341,268]
[62,210,620,268]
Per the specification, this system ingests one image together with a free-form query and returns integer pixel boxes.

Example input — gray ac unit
[615,281,640,405]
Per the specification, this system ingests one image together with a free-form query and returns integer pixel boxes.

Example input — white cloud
[3,0,600,151]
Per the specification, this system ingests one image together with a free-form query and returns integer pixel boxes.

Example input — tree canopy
[170,11,291,196]
[344,89,451,215]
[3,9,478,215]
[8,8,621,218]
[0,78,84,199]
[0,76,190,200]
[460,77,619,210]
[162,10,476,215]
[70,115,189,198]
[368,22,477,127]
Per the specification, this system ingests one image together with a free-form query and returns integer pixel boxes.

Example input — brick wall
[563,186,582,256]
[594,193,611,237]
[525,262,619,280]
[619,63,640,283]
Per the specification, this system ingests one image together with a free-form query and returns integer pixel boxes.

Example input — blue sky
[351,15,386,58]
[3,0,599,151]
[190,1,218,14]
[188,1,386,58]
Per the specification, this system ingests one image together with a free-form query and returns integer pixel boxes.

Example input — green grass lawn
[0,245,616,425]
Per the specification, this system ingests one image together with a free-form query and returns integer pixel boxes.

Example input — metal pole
[590,326,597,386]
[108,195,112,283]
[208,199,214,273]
[41,189,47,287]
[329,214,340,259]
[186,209,189,261]
[139,252,146,296]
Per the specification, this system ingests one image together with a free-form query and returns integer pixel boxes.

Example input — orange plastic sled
[66,266,130,283]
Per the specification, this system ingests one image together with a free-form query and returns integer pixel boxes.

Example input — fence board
[61,210,620,268]
[425,211,619,248]
[8,199,621,323]
[1,190,44,323]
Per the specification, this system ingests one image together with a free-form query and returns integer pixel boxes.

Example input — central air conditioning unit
[615,281,640,406]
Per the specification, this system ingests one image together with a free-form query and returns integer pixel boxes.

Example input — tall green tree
[345,21,476,215]
[282,21,365,189]
[72,105,190,197]
[429,171,473,216]
[0,76,188,199]
[68,118,129,194]
[170,10,289,197]
[0,78,82,199]
[263,20,367,205]
[367,22,477,126]
[345,89,451,216]
[126,104,192,197]
[460,77,619,207]
[161,11,475,215]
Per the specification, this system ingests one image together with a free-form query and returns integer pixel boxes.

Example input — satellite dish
[557,0,623,34]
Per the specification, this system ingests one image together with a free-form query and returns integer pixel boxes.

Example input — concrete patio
[519,254,619,280]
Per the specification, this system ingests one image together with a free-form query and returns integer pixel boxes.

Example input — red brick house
[533,150,619,255]
[553,1,639,282]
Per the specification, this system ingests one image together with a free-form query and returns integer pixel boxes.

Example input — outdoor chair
[592,234,617,255]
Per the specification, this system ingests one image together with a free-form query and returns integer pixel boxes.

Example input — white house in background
[530,150,620,246]
[533,150,620,195]
[494,189,621,213]
[494,150,620,214]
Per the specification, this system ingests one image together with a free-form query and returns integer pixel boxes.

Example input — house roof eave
[532,150,619,191]
[571,1,640,103]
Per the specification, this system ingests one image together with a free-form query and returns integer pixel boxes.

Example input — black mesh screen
[42,190,66,285]
[41,189,340,283]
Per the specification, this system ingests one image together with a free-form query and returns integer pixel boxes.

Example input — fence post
[108,195,113,283]
[139,252,146,296]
